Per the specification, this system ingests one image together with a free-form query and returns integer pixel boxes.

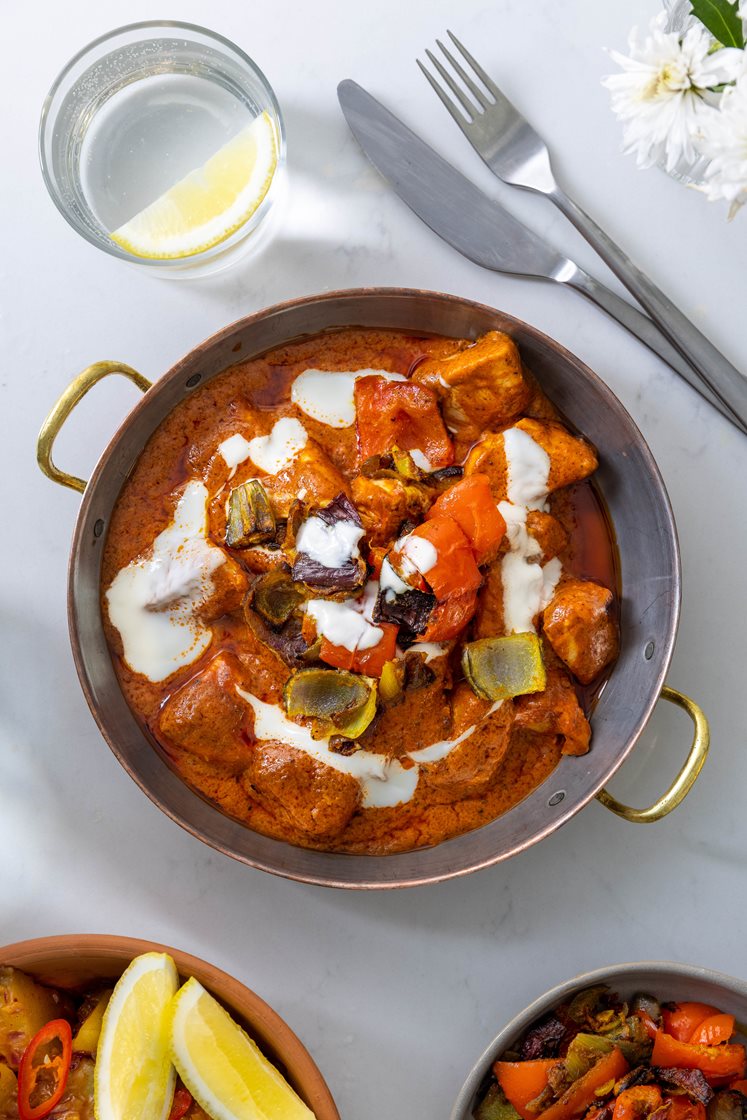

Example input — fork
[419,31,747,434]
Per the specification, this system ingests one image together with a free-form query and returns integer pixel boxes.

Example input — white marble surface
[2,1,746,1117]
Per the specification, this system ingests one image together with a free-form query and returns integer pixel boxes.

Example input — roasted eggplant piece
[283,668,378,739]
[292,493,367,593]
[243,599,315,667]
[252,571,307,628]
[225,479,276,548]
[519,1016,568,1060]
[462,634,546,701]
[654,1068,714,1105]
[374,587,436,644]
[708,1091,747,1120]
[631,994,662,1024]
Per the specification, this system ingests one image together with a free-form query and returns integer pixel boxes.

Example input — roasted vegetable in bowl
[0,957,315,1120]
[475,986,747,1120]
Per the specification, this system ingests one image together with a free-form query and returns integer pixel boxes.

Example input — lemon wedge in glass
[169,977,315,1120]
[94,951,179,1120]
[111,112,278,259]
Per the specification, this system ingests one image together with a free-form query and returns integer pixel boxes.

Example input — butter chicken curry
[101,328,619,854]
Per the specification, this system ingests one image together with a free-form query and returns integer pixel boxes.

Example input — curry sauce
[101,328,619,854]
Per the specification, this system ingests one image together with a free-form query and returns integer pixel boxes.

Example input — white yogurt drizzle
[409,448,433,472]
[380,557,410,602]
[305,599,383,652]
[498,427,563,634]
[291,369,407,428]
[105,481,226,682]
[416,641,448,663]
[217,433,252,471]
[236,688,419,808]
[295,515,364,569]
[400,534,438,575]
[408,701,503,763]
[218,418,307,475]
[235,684,503,807]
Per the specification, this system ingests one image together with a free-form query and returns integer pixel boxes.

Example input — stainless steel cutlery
[417,31,747,433]
[337,79,745,432]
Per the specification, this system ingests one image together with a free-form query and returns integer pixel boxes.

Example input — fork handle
[550,186,747,432]
[564,266,747,434]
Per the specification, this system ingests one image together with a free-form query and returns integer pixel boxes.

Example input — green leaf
[690,0,746,49]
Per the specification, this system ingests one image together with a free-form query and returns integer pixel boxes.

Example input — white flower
[700,66,747,217]
[602,12,744,172]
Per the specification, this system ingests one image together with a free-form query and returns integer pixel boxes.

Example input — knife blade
[338,78,566,280]
[337,78,743,432]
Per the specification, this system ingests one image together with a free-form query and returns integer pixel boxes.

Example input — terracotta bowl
[451,961,747,1120]
[0,934,339,1120]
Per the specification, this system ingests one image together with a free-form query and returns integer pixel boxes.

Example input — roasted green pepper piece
[475,1083,522,1120]
[379,659,405,706]
[567,986,609,1026]
[462,634,546,701]
[283,668,378,739]
[226,479,276,548]
[252,571,306,628]
[391,445,426,480]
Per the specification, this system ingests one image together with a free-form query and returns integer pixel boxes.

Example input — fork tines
[417,30,499,126]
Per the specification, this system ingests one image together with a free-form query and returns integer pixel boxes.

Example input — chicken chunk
[464,419,598,499]
[525,510,568,562]
[473,559,504,639]
[158,652,253,772]
[463,432,508,498]
[242,744,359,841]
[413,330,531,441]
[199,555,249,621]
[515,418,598,491]
[0,967,65,1070]
[513,669,591,755]
[351,474,432,547]
[421,683,513,795]
[542,578,619,685]
[262,440,350,518]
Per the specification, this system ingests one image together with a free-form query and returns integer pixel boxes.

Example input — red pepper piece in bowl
[17,1020,72,1120]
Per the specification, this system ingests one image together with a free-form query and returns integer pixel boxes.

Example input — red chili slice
[168,1087,193,1120]
[17,1019,73,1120]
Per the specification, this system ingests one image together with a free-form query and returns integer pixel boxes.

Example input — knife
[337,78,744,434]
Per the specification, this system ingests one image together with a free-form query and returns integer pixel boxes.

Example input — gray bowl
[451,961,747,1120]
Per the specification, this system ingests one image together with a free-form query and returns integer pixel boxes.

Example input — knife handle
[564,266,747,435]
[550,186,747,433]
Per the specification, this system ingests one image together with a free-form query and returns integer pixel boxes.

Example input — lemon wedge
[94,952,179,1120]
[111,112,278,259]
[169,977,315,1120]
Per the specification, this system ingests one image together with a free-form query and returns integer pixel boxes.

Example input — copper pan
[37,288,708,888]
[0,934,339,1120]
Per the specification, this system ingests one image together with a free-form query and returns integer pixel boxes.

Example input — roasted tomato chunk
[354,376,454,469]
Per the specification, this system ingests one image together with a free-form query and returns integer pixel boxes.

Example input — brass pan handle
[37,361,152,493]
[596,685,709,823]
